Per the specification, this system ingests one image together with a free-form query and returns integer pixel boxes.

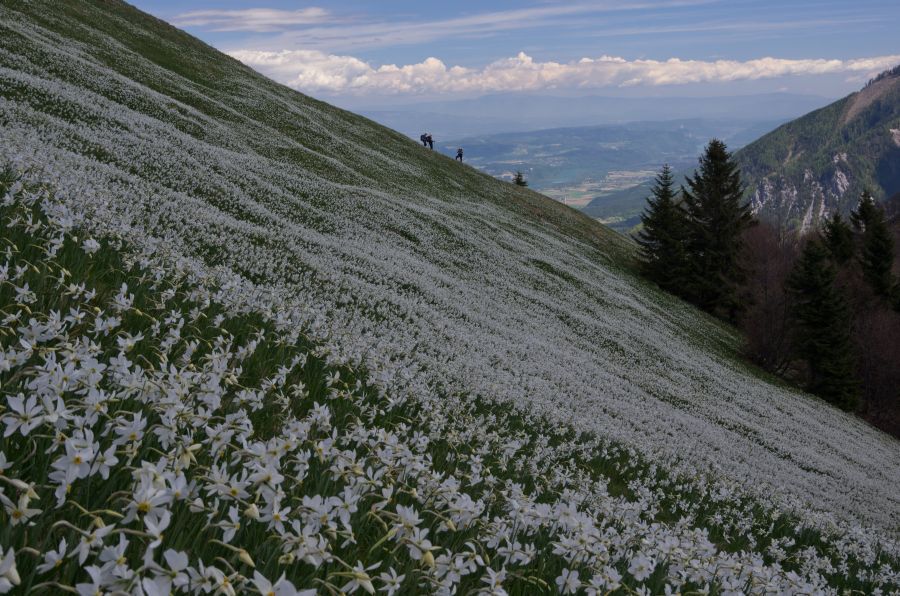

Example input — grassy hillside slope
[0,1,898,593]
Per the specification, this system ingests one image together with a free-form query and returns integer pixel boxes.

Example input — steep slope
[0,1,898,593]
[583,70,900,229]
[739,66,900,229]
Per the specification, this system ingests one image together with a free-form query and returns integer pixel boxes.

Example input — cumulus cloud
[174,8,331,32]
[230,50,900,95]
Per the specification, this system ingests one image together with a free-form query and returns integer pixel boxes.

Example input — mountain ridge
[739,68,900,229]
[583,69,900,228]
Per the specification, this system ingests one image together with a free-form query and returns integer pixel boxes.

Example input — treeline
[866,64,900,87]
[637,140,900,436]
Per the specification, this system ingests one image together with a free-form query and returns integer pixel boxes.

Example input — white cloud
[174,8,331,32]
[230,49,900,95]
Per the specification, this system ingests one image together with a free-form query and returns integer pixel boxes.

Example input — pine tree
[635,165,688,292]
[851,191,896,298]
[822,212,854,264]
[787,239,859,410]
[680,139,754,320]
[513,171,528,187]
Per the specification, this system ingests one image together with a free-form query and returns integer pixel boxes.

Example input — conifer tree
[513,171,528,187]
[636,165,688,292]
[680,139,754,320]
[850,191,879,230]
[822,212,854,264]
[851,191,896,298]
[787,239,859,410]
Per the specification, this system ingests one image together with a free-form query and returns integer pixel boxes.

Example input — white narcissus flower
[36,538,68,574]
[220,506,241,543]
[81,238,101,254]
[73,524,115,565]
[628,554,656,582]
[0,547,20,593]
[142,575,174,596]
[74,565,108,596]
[91,444,119,480]
[204,564,235,596]
[155,549,191,591]
[481,567,507,595]
[145,510,171,551]
[377,567,405,596]
[51,436,95,480]
[340,561,379,595]
[5,493,41,526]
[394,504,421,537]
[99,534,131,578]
[251,570,313,595]
[2,393,43,437]
[556,568,580,594]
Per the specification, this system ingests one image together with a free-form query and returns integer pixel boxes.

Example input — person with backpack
[426,133,434,150]
[420,133,428,147]
[455,147,463,162]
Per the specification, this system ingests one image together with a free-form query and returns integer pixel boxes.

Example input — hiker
[426,133,434,150]
[420,133,428,147]
[455,147,463,162]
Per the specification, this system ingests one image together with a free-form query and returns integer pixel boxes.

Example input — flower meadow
[0,2,899,594]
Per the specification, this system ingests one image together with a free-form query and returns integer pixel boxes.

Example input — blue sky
[134,0,900,102]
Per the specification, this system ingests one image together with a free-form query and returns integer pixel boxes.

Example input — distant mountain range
[361,92,832,139]
[584,67,900,231]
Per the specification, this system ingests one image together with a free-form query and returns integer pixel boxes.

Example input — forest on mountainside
[639,146,900,437]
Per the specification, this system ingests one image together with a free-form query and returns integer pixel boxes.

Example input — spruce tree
[787,239,859,410]
[513,171,528,187]
[851,191,896,298]
[636,165,688,293]
[822,212,854,264]
[680,139,754,320]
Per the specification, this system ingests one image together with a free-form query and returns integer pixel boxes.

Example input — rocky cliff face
[748,157,856,233]
[739,69,900,229]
